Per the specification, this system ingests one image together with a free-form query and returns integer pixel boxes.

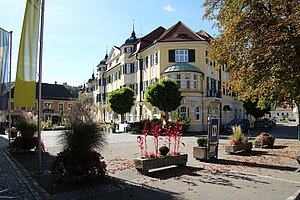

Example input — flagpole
[8,31,12,147]
[37,0,45,173]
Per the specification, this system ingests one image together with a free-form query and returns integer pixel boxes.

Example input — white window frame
[175,50,188,62]
[45,103,52,109]
[151,52,157,66]
[59,103,64,111]
[134,62,138,73]
[142,57,148,69]
[151,66,156,78]
[126,63,131,74]
[126,47,132,53]
[195,107,202,121]
[178,106,190,119]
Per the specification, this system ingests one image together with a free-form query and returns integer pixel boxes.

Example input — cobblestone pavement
[0,135,42,200]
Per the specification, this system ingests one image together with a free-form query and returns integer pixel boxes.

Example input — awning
[163,63,204,74]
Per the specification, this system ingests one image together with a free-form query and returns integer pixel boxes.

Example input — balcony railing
[207,90,221,98]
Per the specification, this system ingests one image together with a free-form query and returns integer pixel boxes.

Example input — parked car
[254,118,275,130]
[225,118,250,134]
[261,118,276,127]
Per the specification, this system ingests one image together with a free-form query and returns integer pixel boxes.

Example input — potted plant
[193,137,209,160]
[51,96,107,181]
[253,132,275,148]
[197,137,207,147]
[109,123,116,133]
[225,126,252,154]
[12,118,38,151]
[159,146,170,157]
[134,116,188,174]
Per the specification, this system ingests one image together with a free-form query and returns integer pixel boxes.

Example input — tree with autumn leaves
[203,0,300,120]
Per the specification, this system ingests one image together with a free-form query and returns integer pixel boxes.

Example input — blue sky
[0,0,218,86]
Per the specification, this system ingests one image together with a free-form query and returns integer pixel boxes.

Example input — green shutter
[188,49,195,62]
[169,50,175,62]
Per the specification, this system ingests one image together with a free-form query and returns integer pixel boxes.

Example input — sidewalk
[0,135,42,200]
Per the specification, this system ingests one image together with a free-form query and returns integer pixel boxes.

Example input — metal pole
[37,0,45,173]
[8,31,12,147]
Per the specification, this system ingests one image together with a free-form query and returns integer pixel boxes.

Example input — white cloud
[163,5,175,12]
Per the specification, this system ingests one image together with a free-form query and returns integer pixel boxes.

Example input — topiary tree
[145,78,182,116]
[108,87,135,123]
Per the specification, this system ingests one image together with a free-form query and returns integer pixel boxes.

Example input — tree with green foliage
[63,83,83,98]
[203,0,300,115]
[108,87,135,122]
[145,78,182,116]
[243,100,270,121]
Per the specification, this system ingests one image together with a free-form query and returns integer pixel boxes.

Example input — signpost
[207,116,220,159]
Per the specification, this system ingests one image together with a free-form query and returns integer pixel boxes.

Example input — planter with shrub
[225,126,252,154]
[11,119,38,151]
[51,97,107,181]
[134,115,187,174]
[253,132,275,148]
[193,137,217,160]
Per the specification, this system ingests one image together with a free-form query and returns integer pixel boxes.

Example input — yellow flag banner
[14,0,40,108]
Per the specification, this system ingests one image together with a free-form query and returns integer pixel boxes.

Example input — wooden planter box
[225,142,252,154]
[193,146,217,160]
[134,154,188,174]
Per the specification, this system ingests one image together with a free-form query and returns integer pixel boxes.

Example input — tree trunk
[121,114,125,123]
[297,103,300,127]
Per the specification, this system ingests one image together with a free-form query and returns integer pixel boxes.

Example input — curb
[286,190,300,200]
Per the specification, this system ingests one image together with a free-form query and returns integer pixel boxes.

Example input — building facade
[9,83,75,124]
[84,21,247,131]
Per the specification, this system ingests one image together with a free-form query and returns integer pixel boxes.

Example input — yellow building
[84,21,247,131]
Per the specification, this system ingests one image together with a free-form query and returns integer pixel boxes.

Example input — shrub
[197,137,207,147]
[59,121,107,156]
[15,119,37,139]
[13,119,38,150]
[254,132,275,147]
[45,120,52,128]
[52,96,108,178]
[130,120,149,134]
[109,123,116,129]
[229,126,247,145]
[159,146,170,156]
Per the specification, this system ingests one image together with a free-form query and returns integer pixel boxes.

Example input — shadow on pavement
[147,166,204,180]
[206,158,298,172]
[11,150,178,199]
[146,165,269,189]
